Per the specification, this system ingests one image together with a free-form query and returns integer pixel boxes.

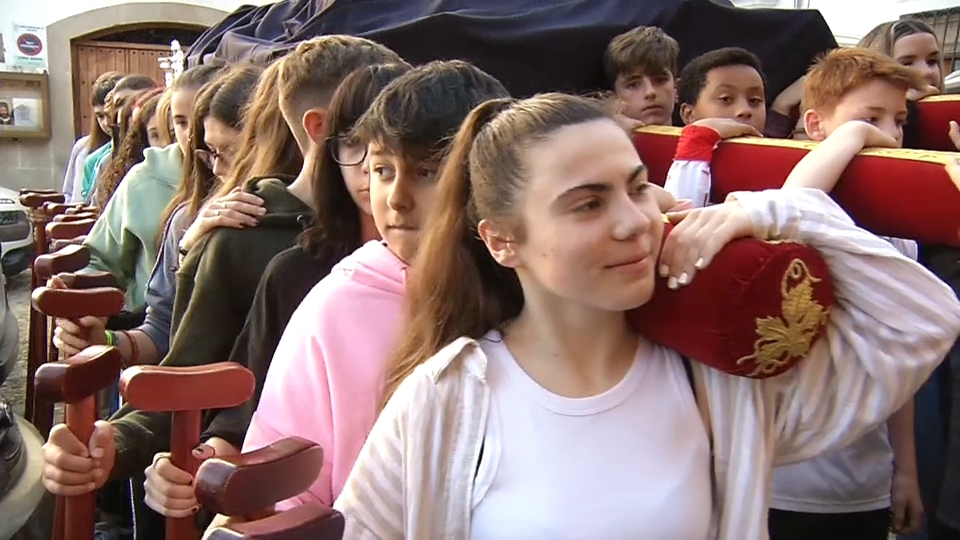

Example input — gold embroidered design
[856,147,955,165]
[634,125,958,165]
[918,94,960,103]
[763,239,799,245]
[736,259,830,377]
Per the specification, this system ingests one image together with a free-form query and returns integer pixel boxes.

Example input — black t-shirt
[201,244,343,448]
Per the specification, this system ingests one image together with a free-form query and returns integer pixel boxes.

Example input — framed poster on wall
[0,71,50,139]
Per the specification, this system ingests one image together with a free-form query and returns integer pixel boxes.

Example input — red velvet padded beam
[914,95,960,152]
[633,125,960,247]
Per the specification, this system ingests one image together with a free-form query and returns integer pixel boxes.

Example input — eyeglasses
[194,148,231,171]
[330,135,367,167]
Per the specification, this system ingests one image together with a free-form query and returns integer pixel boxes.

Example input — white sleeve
[60,138,85,203]
[334,375,410,540]
[663,159,712,209]
[706,187,960,465]
[884,237,919,261]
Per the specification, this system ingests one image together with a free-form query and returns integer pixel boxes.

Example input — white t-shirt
[470,333,713,540]
[771,424,893,512]
[771,238,918,514]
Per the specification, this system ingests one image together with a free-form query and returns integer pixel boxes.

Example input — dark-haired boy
[663,47,769,207]
[676,46,768,134]
[604,26,679,126]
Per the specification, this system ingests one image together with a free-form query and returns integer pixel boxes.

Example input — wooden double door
[70,41,170,137]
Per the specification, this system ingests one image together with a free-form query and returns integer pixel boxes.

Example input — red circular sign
[16,33,43,57]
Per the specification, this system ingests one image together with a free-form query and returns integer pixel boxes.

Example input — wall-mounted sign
[10,23,48,71]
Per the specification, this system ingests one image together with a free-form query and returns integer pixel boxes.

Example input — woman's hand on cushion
[659,201,753,289]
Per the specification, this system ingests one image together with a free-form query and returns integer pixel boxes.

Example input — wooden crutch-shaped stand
[34,245,113,393]
[40,202,87,250]
[196,437,345,540]
[51,237,89,251]
[23,244,89,431]
[52,213,98,224]
[19,191,65,422]
[45,220,97,257]
[43,202,86,217]
[34,244,91,282]
[41,204,89,252]
[31,286,126,438]
[34,345,125,540]
[46,219,96,247]
[35,245,95,366]
[56,271,118,290]
[195,437,324,521]
[119,363,256,540]
[205,505,346,540]
[64,205,98,216]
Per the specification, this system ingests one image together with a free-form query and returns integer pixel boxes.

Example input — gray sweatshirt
[140,204,188,356]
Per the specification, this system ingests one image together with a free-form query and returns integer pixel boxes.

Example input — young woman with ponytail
[333,93,960,539]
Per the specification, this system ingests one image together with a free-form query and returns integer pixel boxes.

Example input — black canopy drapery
[188,0,837,101]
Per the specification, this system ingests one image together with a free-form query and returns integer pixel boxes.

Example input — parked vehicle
[945,70,960,94]
[0,187,34,278]
[0,247,18,386]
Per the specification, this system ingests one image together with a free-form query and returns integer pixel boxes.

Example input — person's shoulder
[259,246,329,293]
[84,145,107,165]
[125,145,183,191]
[296,262,357,310]
[265,245,316,274]
[418,336,488,385]
[383,337,486,423]
[70,136,90,154]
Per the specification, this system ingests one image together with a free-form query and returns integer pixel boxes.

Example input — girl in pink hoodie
[237,61,511,513]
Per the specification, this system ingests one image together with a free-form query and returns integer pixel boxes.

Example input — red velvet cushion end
[628,234,834,379]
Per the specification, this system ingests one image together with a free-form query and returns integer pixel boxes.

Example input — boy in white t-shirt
[664,46,928,539]
[770,47,927,539]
